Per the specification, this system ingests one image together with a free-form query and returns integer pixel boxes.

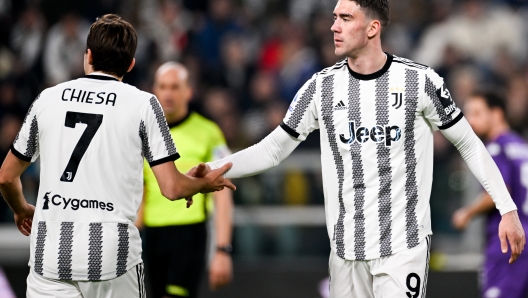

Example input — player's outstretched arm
[203,127,301,179]
[442,117,525,263]
[0,151,35,236]
[151,161,235,201]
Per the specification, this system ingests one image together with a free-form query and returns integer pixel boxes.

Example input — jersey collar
[84,72,120,82]
[347,53,393,81]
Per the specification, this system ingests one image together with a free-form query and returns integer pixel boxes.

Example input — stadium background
[0,0,528,297]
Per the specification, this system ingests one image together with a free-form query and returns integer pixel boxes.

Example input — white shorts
[329,235,431,298]
[27,263,146,298]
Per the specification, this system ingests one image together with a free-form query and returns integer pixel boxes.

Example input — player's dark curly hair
[86,14,137,78]
[350,0,391,28]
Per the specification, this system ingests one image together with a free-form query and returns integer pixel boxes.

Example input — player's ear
[127,58,136,73]
[86,49,94,65]
[367,19,381,39]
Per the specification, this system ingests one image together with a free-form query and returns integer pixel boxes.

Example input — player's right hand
[14,203,35,236]
[201,163,236,193]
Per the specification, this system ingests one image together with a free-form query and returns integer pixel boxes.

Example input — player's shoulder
[315,58,348,78]
[33,80,72,105]
[392,55,430,71]
[392,55,446,88]
[116,82,154,100]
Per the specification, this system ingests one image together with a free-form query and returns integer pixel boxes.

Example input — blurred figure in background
[414,0,525,68]
[453,91,528,298]
[138,62,233,298]
[43,13,89,85]
[10,7,45,73]
[194,0,242,72]
[141,0,192,62]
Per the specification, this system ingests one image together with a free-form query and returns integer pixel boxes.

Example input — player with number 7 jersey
[15,73,176,281]
[0,14,234,298]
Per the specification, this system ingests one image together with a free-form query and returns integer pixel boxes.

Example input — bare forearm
[0,176,27,214]
[0,152,31,214]
[214,189,233,246]
[152,161,234,201]
[173,172,208,199]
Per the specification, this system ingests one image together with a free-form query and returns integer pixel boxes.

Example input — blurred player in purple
[452,91,528,298]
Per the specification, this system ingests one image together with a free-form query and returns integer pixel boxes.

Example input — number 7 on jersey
[60,112,103,182]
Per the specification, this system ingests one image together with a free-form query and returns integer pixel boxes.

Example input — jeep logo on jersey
[339,122,402,146]
[41,191,114,212]
[436,84,457,116]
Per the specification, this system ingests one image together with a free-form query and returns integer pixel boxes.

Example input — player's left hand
[499,210,526,264]
[209,251,233,291]
[14,203,35,236]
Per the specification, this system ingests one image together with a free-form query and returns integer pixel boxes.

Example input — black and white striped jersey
[12,73,179,280]
[281,54,462,261]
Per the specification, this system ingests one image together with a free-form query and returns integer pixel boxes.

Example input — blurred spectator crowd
[1,0,528,227]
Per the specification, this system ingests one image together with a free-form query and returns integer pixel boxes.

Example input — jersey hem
[280,122,300,139]
[29,258,143,281]
[10,144,32,162]
[149,153,181,167]
[333,230,433,261]
[438,112,464,130]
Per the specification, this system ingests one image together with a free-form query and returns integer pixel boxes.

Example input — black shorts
[144,222,207,298]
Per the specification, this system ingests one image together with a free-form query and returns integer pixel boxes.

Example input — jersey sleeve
[422,68,463,130]
[280,75,319,141]
[489,143,513,189]
[208,124,231,162]
[11,95,41,162]
[140,96,180,167]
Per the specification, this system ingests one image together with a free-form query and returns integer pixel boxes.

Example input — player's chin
[334,46,346,57]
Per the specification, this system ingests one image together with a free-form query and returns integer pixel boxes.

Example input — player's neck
[347,47,387,76]
[85,68,123,82]
[487,122,510,142]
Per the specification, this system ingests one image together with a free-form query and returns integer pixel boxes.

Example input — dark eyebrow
[333,13,353,19]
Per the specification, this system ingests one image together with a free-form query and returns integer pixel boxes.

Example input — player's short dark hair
[350,0,390,28]
[471,91,507,114]
[86,14,137,78]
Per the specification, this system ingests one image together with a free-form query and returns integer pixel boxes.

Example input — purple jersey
[485,132,528,256]
[482,132,528,298]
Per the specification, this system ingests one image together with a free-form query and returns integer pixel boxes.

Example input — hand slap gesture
[184,163,236,208]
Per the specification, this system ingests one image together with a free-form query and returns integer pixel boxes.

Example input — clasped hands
[185,163,235,208]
